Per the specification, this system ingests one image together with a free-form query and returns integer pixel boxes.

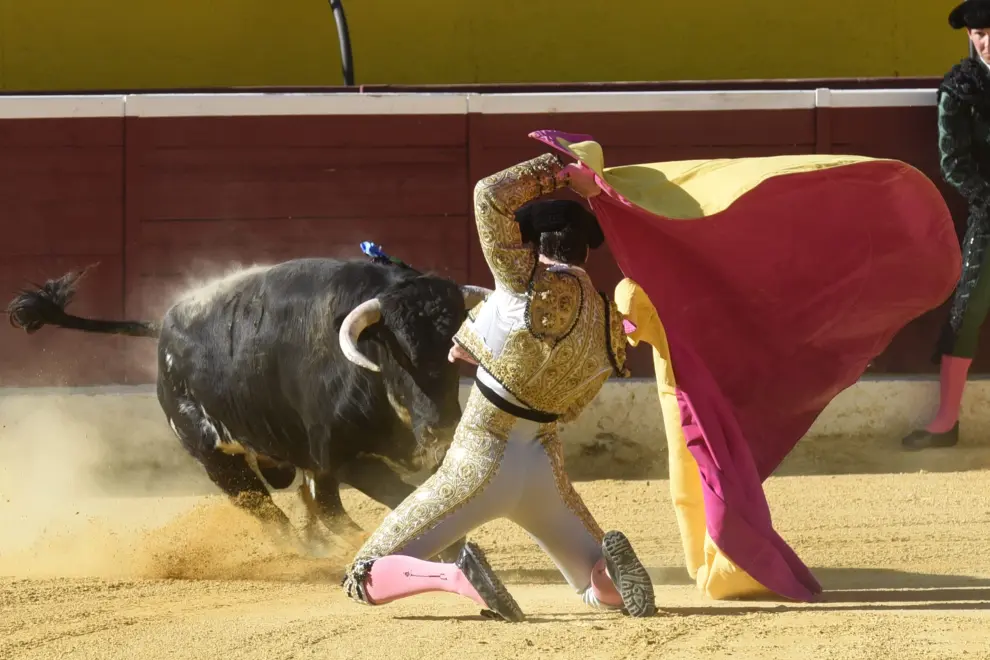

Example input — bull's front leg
[296,471,327,550]
[198,450,306,553]
[299,471,368,556]
[336,455,466,563]
[163,392,303,553]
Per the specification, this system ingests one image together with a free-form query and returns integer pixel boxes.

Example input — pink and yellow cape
[530,129,962,602]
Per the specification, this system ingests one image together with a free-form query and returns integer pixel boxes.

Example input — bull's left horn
[461,285,492,311]
[339,298,383,372]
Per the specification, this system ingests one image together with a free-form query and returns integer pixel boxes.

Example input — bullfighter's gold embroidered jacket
[453,153,630,423]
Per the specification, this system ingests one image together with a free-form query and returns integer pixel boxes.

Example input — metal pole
[328,0,355,86]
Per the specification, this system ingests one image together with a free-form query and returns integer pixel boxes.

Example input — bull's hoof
[602,530,656,618]
[901,423,959,451]
[455,542,525,623]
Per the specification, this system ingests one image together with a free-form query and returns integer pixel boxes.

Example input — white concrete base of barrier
[1,376,988,497]
[552,375,990,478]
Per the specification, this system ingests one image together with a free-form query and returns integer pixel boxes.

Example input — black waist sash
[474,377,559,424]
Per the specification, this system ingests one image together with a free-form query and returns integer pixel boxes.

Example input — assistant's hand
[558,163,602,198]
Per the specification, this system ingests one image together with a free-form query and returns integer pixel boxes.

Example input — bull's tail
[6,264,161,339]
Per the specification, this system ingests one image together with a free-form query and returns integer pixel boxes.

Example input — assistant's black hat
[950,0,990,29]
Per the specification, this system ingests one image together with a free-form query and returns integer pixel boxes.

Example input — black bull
[6,258,491,559]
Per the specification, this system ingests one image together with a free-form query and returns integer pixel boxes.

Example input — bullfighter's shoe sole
[455,542,525,623]
[602,530,656,617]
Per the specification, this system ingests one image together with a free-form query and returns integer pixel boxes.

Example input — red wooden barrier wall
[0,115,127,386]
[0,84,971,387]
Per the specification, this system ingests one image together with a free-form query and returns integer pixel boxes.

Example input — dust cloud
[0,259,375,587]
[0,394,354,586]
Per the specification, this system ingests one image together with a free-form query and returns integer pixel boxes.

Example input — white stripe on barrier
[0,88,940,119]
[465,90,817,114]
[827,89,936,108]
[124,92,468,117]
[0,95,125,119]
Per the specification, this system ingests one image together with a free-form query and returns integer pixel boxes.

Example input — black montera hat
[514,199,605,249]
[950,0,990,29]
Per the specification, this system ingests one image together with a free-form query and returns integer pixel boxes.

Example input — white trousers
[350,383,607,594]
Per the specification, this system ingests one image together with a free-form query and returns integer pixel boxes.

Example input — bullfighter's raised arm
[472,152,565,293]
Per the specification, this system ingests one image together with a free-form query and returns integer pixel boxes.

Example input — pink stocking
[363,555,487,607]
[590,558,624,608]
[925,355,972,433]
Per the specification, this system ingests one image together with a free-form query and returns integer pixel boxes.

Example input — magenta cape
[532,129,962,601]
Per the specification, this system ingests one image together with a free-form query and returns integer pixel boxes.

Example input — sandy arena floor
[2,463,989,660]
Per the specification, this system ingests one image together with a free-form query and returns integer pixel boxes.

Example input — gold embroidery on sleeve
[473,153,564,293]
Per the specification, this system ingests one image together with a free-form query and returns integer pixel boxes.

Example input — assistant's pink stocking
[590,558,624,607]
[363,556,486,607]
[925,355,972,433]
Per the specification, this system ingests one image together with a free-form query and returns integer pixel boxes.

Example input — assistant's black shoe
[901,422,959,451]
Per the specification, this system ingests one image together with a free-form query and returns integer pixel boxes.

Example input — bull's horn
[461,285,492,310]
[339,298,383,372]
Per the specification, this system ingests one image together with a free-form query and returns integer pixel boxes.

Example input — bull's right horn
[339,298,383,373]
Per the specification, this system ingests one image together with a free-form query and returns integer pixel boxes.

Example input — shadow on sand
[494,565,990,615]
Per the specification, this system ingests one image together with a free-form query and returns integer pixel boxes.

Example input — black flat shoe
[901,422,959,451]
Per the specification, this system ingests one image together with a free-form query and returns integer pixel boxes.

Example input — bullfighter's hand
[559,162,601,198]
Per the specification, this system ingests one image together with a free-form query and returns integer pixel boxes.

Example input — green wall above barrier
[0,0,969,91]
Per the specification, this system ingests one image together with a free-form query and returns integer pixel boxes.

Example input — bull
[6,258,490,558]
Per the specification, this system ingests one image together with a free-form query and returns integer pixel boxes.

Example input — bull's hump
[173,265,274,312]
